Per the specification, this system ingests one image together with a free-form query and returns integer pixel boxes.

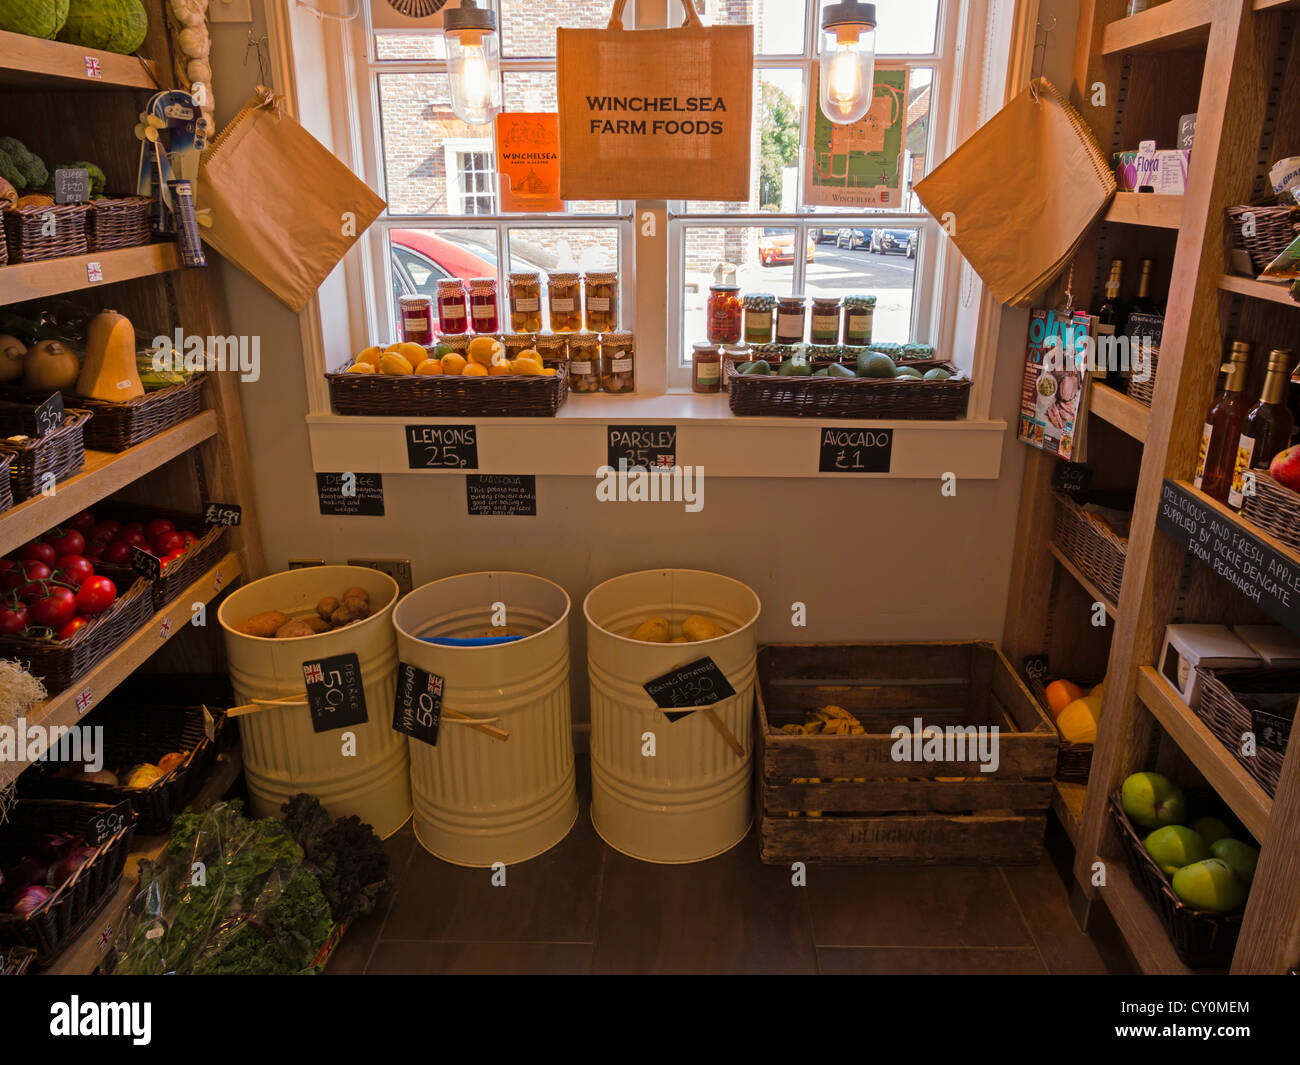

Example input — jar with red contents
[399,295,435,346]
[468,277,500,333]
[706,284,742,344]
[436,278,469,335]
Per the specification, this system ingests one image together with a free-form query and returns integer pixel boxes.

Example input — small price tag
[75,687,93,715]
[86,260,103,283]
[32,392,65,437]
[818,427,893,473]
[130,546,161,581]
[1023,654,1051,681]
[392,662,444,748]
[201,703,216,743]
[302,653,368,733]
[643,656,737,723]
[53,168,90,205]
[1051,461,1093,497]
[1252,707,1292,754]
[203,501,243,526]
[86,799,133,846]
[607,424,677,470]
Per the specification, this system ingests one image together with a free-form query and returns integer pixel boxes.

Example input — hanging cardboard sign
[556,0,753,201]
[496,113,563,213]
[803,65,909,209]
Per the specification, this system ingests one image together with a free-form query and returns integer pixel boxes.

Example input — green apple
[1209,838,1259,885]
[1144,825,1209,875]
[1172,858,1247,912]
[1121,771,1187,829]
[1192,816,1232,845]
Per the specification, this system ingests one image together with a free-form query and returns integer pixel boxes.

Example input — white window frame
[442,138,499,216]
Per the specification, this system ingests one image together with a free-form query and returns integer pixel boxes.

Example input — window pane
[702,0,807,55]
[817,0,939,55]
[804,224,919,342]
[374,32,446,60]
[507,227,623,331]
[501,0,608,57]
[904,67,933,210]
[387,227,499,331]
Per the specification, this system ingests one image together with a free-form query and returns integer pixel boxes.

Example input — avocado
[894,367,923,379]
[856,351,897,379]
[812,368,829,376]
[778,358,813,377]
[827,362,856,378]
[923,367,953,381]
[745,359,770,375]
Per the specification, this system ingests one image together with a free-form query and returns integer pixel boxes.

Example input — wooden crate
[756,642,1058,865]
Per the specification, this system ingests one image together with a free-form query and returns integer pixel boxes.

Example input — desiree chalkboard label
[86,799,133,846]
[392,662,444,748]
[302,652,368,734]
[643,656,737,723]
[608,424,677,470]
[406,424,479,469]
[818,427,893,473]
[317,472,385,516]
[1157,480,1300,632]
[466,474,537,516]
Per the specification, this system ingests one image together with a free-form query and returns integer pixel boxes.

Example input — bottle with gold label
[1197,341,1252,503]
[1230,348,1295,508]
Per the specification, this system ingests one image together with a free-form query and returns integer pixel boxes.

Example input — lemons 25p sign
[556,1,753,201]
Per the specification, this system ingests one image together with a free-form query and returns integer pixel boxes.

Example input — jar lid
[548,271,581,284]
[398,294,431,306]
[569,332,599,348]
[709,284,741,293]
[750,343,791,357]
[437,332,471,350]
[602,331,634,344]
[721,343,750,355]
[508,271,541,284]
[778,295,806,305]
[504,332,537,347]
[586,271,618,283]
[811,296,842,306]
[902,343,935,358]
[843,294,878,309]
[534,332,567,350]
[743,293,777,309]
[468,276,497,292]
[436,278,467,293]
[692,341,720,354]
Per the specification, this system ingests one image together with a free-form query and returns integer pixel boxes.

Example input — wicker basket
[1126,346,1161,406]
[3,202,90,263]
[0,451,12,515]
[0,408,90,501]
[87,196,153,251]
[1,946,37,975]
[1108,793,1242,968]
[327,362,569,417]
[1226,205,1300,274]
[20,704,228,834]
[0,799,137,967]
[1240,472,1300,553]
[1028,674,1097,783]
[1053,490,1129,604]
[91,503,229,609]
[0,376,206,452]
[1194,666,1296,798]
[727,361,971,419]
[0,577,151,694]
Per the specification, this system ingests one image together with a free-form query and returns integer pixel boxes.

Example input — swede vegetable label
[392,662,443,748]
[86,799,133,846]
[302,653,368,734]
[644,657,736,722]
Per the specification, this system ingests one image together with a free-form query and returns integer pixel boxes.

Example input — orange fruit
[440,353,467,376]
[414,358,443,375]
[1045,679,1084,718]
[355,345,383,367]
[394,341,429,364]
[488,361,512,375]
[463,363,488,377]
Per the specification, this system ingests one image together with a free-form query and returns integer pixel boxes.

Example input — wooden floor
[326,759,1134,975]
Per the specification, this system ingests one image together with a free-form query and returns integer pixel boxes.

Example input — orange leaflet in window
[495,112,563,213]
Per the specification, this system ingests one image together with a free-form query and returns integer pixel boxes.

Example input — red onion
[11,884,51,916]
[9,856,48,888]
[36,832,75,861]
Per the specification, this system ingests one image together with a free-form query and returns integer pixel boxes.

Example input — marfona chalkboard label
[302,653,368,733]
[392,662,444,748]
[644,656,737,723]
[818,427,893,473]
[406,424,479,469]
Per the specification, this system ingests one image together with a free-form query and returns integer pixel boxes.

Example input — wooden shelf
[1219,275,1300,308]
[0,31,160,90]
[1052,780,1086,847]
[1136,666,1273,841]
[1101,0,1216,55]
[42,748,244,976]
[0,244,181,306]
[0,551,242,789]
[1104,193,1185,229]
[1090,382,1150,442]
[0,412,218,556]
[1049,543,1120,619]
[1098,837,1198,974]
[1254,0,1299,11]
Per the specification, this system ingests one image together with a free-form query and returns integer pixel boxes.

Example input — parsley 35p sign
[556,0,753,201]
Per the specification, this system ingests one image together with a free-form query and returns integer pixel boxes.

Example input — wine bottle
[1196,340,1253,503]
[1096,259,1127,388]
[1229,348,1296,509]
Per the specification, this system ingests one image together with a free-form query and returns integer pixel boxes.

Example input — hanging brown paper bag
[915,78,1115,307]
[196,88,387,312]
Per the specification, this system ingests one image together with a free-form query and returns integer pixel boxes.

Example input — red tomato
[103,542,132,565]
[67,510,96,533]
[161,548,186,568]
[179,531,199,546]
[30,587,77,628]
[83,542,106,562]
[152,531,184,555]
[0,569,22,592]
[120,522,145,536]
[0,602,28,635]
[144,518,176,540]
[118,530,148,549]
[44,529,85,557]
[90,520,121,541]
[57,614,93,640]
[56,555,95,585]
[14,561,52,599]
[0,558,15,572]
[17,541,56,566]
[76,576,117,615]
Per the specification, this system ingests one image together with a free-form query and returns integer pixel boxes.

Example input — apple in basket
[1268,445,1300,493]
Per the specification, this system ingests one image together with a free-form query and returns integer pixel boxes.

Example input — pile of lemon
[345,337,556,378]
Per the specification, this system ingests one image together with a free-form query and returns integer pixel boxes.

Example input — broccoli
[0,148,25,189]
[0,138,47,191]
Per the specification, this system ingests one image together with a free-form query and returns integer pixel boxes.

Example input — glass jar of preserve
[743,293,776,344]
[567,333,601,392]
[548,272,583,332]
[706,284,742,344]
[775,296,807,344]
[533,332,568,368]
[468,277,500,333]
[600,331,635,394]
[399,295,435,346]
[843,295,877,346]
[585,271,619,332]
[720,343,750,391]
[508,271,544,333]
[436,278,469,335]
[503,333,538,362]
[692,342,722,394]
[810,297,842,345]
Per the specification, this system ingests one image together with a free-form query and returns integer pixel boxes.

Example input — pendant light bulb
[445,0,502,126]
[818,1,877,125]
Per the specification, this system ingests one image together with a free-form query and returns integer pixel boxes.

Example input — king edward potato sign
[557,1,754,201]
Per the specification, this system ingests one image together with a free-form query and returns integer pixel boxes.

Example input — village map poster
[803,65,909,209]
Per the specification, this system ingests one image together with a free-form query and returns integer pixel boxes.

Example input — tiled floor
[327,760,1134,975]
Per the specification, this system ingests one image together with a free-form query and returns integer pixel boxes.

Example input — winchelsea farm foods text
[586,95,730,135]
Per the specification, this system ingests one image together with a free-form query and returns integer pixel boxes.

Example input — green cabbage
[0,0,69,39]
[56,0,146,54]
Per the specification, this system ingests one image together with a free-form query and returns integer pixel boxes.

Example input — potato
[670,635,689,644]
[275,619,317,639]
[329,607,352,627]
[303,616,330,634]
[317,597,340,622]
[682,615,728,642]
[237,611,289,637]
[342,586,370,605]
[630,616,670,643]
[341,595,371,620]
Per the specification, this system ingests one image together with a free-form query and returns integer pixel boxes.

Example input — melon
[0,0,69,39]
[56,0,146,54]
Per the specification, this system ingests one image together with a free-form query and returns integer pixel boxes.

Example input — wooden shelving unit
[0,30,160,90]
[1049,543,1119,618]
[0,244,182,305]
[1003,0,1300,973]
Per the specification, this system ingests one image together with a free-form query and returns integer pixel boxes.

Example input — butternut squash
[76,310,144,402]
[0,335,26,384]
[22,339,80,391]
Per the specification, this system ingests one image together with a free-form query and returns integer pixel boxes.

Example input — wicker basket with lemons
[343,338,557,377]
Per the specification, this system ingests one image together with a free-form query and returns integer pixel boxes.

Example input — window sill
[306,395,1006,479]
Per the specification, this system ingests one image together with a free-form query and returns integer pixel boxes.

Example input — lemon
[346,361,375,373]
[414,358,443,375]
[467,336,505,366]
[355,345,383,367]
[440,353,467,376]
[513,356,544,376]
[463,363,489,377]
[378,352,414,375]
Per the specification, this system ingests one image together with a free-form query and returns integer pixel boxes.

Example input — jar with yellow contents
[567,333,601,393]
[503,333,537,363]
[585,271,619,332]
[507,271,544,332]
[600,331,635,394]
[547,272,583,332]
[533,332,568,370]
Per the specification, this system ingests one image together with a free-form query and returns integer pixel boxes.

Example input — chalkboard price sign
[1051,461,1093,497]
[607,425,677,471]
[302,652,369,733]
[317,472,385,516]
[392,662,444,748]
[86,799,133,847]
[1252,707,1292,754]
[466,474,537,516]
[53,167,90,205]
[203,502,243,526]
[643,656,737,722]
[130,546,161,581]
[30,392,65,438]
[406,424,479,469]
[817,427,893,473]
[1023,654,1051,681]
